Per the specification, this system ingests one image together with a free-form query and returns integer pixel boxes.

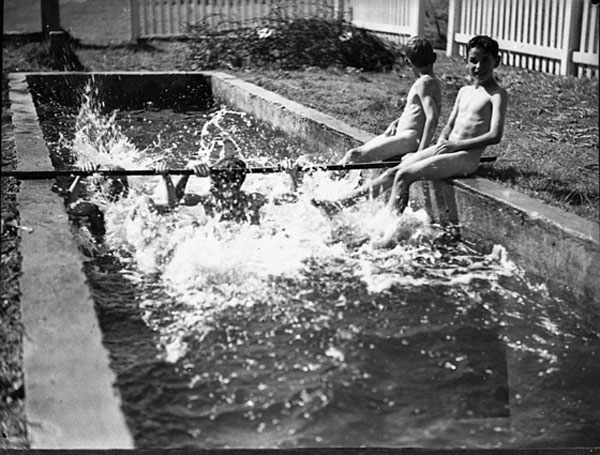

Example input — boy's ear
[494,55,501,67]
[432,53,437,63]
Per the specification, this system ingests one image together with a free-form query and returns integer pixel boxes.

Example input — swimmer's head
[90,165,129,202]
[404,37,436,68]
[210,157,247,193]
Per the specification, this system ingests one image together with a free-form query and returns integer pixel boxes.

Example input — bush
[186,16,399,71]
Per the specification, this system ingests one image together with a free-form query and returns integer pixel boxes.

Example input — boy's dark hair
[404,37,436,67]
[211,156,247,186]
[466,35,500,58]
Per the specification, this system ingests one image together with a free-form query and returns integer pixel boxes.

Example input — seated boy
[132,156,299,225]
[339,36,442,165]
[314,35,508,215]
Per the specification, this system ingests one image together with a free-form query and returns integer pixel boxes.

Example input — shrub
[186,16,399,71]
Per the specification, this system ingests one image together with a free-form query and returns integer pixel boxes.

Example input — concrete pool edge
[208,71,600,302]
[7,73,134,449]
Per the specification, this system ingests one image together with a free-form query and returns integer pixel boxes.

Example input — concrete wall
[9,73,134,448]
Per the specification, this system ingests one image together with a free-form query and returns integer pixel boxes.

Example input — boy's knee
[343,148,362,163]
[393,167,412,186]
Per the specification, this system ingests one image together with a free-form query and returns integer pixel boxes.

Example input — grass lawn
[1,35,598,448]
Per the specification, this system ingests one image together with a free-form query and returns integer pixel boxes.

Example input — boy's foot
[311,199,344,217]
[394,189,410,215]
[331,169,349,181]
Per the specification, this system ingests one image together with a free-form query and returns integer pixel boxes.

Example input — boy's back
[395,73,442,139]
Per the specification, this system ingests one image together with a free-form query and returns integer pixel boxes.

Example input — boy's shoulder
[412,74,441,92]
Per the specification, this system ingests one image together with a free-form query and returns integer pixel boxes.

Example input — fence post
[413,0,425,38]
[41,0,61,36]
[560,0,583,76]
[446,0,461,56]
[337,0,345,21]
[130,0,141,41]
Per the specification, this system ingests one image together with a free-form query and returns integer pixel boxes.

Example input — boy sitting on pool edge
[314,35,508,215]
[339,36,442,165]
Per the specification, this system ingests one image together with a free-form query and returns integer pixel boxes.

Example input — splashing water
[48,90,600,448]
[63,94,523,365]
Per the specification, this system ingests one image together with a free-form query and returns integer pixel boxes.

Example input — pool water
[35,91,600,449]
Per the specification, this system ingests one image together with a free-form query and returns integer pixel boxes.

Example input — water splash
[65,95,525,366]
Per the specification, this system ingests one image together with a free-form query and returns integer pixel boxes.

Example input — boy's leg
[311,164,402,215]
[388,150,481,212]
[340,132,419,164]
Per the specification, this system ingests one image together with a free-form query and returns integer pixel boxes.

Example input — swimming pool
[15,72,600,448]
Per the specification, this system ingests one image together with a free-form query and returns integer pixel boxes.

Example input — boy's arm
[66,176,85,205]
[438,88,508,154]
[174,161,210,200]
[66,161,97,205]
[437,89,462,143]
[154,162,179,209]
[174,174,191,201]
[416,80,440,151]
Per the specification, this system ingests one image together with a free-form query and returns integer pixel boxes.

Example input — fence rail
[447,0,599,78]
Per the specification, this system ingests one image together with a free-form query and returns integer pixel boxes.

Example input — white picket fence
[129,0,342,38]
[447,0,599,77]
[129,0,598,78]
[343,0,424,44]
[129,0,423,44]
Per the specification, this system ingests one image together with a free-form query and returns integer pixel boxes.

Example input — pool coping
[5,70,599,448]
[7,73,134,449]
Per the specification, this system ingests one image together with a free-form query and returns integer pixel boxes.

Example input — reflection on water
[38,90,600,449]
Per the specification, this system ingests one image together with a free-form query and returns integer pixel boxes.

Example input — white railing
[446,0,599,78]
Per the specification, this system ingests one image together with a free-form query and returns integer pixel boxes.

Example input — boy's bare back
[395,74,442,138]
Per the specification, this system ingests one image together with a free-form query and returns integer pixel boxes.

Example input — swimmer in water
[132,156,299,224]
[61,162,129,240]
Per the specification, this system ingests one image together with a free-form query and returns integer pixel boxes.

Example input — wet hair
[91,165,129,202]
[404,37,436,68]
[88,207,106,237]
[466,35,500,59]
[211,156,248,188]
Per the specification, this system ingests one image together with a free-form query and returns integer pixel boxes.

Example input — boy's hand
[433,139,456,155]
[78,161,98,174]
[154,161,169,175]
[186,161,210,177]
[339,149,361,165]
[384,119,399,136]
[279,158,305,190]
